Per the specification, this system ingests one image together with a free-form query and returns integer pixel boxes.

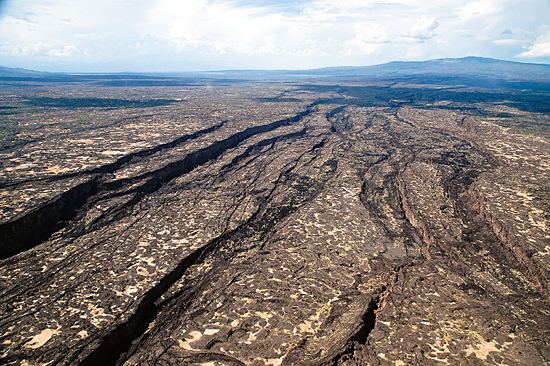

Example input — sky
[0,0,549,72]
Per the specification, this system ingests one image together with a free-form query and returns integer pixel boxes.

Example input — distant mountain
[208,57,550,88]
[0,66,43,75]
[2,57,549,89]
[309,57,550,82]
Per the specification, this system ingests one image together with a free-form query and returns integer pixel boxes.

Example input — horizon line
[2,56,550,75]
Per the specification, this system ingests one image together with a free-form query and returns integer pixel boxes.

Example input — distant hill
[0,66,43,75]
[2,57,549,90]
[212,57,550,91]
[309,57,550,81]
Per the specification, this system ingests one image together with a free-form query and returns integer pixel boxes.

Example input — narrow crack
[0,108,312,260]
[76,125,327,366]
[326,262,412,365]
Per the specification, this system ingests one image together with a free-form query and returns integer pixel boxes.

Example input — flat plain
[0,58,549,365]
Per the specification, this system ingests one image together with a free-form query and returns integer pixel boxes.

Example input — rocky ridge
[0,69,549,365]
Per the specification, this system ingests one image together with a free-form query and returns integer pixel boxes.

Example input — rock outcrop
[0,73,549,365]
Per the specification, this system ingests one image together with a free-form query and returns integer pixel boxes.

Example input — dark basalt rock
[0,68,549,365]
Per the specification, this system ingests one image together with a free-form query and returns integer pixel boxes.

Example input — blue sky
[0,0,549,72]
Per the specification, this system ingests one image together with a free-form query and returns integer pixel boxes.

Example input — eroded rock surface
[0,73,549,365]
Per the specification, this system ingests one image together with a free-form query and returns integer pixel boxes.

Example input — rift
[0,58,549,365]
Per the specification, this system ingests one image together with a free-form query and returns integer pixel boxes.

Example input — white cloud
[0,41,81,57]
[344,15,439,55]
[518,32,550,58]
[47,45,81,57]
[350,23,391,44]
[0,0,549,71]
[456,0,499,21]
[405,16,439,40]
[493,39,521,46]
[149,0,295,55]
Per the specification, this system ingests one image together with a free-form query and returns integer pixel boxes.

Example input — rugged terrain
[0,58,549,365]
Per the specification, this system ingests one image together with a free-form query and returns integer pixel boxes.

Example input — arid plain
[0,58,549,365]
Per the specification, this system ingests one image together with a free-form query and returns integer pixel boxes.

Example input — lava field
[1,61,549,365]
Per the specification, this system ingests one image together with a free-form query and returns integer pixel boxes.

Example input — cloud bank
[518,31,550,58]
[0,0,549,71]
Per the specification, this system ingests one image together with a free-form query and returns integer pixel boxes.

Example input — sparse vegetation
[0,60,549,365]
